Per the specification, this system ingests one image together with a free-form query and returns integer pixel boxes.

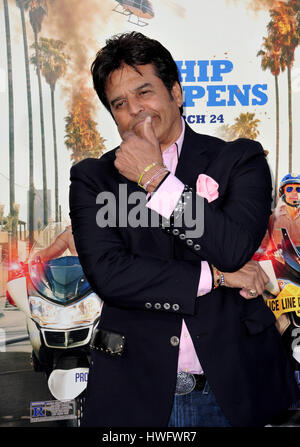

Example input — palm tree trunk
[18,0,35,250]
[50,86,59,222]
[3,0,15,216]
[287,65,293,172]
[34,30,48,226]
[275,74,280,205]
[3,0,18,262]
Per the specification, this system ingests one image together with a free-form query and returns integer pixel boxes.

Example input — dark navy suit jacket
[69,124,299,427]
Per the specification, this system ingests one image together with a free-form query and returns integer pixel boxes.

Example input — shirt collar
[162,117,185,157]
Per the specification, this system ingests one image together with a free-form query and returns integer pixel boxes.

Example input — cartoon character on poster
[253,173,300,372]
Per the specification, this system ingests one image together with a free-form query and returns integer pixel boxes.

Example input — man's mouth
[132,119,146,131]
[131,114,157,132]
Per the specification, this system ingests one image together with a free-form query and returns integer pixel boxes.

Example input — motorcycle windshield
[29,256,91,304]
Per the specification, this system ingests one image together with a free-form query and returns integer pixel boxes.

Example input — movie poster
[0,0,300,429]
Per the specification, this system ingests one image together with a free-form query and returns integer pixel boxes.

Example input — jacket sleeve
[161,139,273,272]
[69,159,201,316]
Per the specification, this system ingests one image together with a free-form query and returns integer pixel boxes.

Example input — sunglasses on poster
[285,186,300,193]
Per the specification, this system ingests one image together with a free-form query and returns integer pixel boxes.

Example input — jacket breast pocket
[241,301,276,335]
[90,327,126,356]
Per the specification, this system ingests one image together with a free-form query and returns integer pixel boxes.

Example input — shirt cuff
[146,173,185,219]
[197,261,213,296]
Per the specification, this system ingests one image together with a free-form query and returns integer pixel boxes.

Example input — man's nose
[128,97,144,116]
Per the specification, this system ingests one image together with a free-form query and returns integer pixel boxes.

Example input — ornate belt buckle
[175,371,196,396]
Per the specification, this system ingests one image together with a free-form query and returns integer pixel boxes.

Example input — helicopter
[113,0,154,27]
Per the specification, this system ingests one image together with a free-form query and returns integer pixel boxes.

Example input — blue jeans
[168,381,231,427]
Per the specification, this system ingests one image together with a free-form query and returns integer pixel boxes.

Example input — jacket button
[172,229,179,236]
[163,303,171,310]
[154,303,161,309]
[194,244,201,251]
[179,233,186,240]
[145,302,152,309]
[170,336,180,346]
[186,239,193,246]
[172,304,179,311]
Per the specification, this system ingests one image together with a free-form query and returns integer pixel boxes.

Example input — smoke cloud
[162,0,186,18]
[228,0,290,12]
[41,0,123,113]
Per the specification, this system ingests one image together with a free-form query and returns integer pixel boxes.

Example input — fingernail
[146,116,151,123]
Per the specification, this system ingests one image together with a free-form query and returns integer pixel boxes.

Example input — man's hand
[114,116,164,184]
[217,260,269,299]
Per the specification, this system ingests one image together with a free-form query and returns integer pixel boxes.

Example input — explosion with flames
[64,90,106,164]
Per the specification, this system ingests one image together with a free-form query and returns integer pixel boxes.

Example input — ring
[249,289,257,297]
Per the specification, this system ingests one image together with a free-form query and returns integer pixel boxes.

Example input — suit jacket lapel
[175,123,210,187]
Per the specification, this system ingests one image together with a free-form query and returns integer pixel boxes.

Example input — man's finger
[239,287,259,299]
[261,270,270,286]
[239,288,253,299]
[254,273,265,295]
[255,266,269,290]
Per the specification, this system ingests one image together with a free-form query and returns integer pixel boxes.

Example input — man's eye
[140,90,150,95]
[115,101,125,109]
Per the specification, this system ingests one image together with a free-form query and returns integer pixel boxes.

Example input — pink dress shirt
[146,118,212,374]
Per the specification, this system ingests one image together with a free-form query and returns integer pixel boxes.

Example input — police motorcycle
[6,222,103,423]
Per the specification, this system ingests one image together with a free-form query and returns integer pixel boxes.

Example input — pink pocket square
[196,174,219,202]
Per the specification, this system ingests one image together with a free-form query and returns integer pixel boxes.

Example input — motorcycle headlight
[29,293,103,328]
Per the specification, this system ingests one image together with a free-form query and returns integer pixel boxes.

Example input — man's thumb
[143,115,156,143]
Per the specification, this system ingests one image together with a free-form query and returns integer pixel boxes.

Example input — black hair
[90,31,183,115]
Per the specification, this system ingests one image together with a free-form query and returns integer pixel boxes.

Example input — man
[253,174,300,361]
[69,32,299,427]
[271,174,300,248]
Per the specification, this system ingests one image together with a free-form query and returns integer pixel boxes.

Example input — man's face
[105,63,183,151]
[284,183,300,206]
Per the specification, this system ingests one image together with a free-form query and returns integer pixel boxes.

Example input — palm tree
[289,1,300,39]
[231,112,260,140]
[215,124,236,142]
[16,0,35,250]
[24,0,48,226]
[3,0,18,260]
[31,37,70,222]
[257,35,281,202]
[3,1,15,219]
[268,3,300,172]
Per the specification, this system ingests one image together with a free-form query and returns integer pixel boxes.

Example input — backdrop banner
[0,0,300,429]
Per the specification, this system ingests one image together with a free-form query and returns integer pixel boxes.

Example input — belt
[175,371,207,396]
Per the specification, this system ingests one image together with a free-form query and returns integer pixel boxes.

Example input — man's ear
[171,82,183,108]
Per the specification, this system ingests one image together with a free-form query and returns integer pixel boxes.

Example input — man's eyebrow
[135,82,153,92]
[110,83,153,107]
